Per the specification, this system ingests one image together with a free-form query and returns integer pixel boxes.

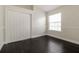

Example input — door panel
[5,10,31,43]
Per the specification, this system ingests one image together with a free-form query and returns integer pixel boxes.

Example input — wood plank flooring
[0,35,79,53]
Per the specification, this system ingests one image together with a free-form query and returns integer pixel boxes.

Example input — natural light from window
[48,13,61,31]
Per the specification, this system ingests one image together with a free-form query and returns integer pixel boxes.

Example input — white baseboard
[4,35,45,44]
[31,34,45,38]
[47,34,79,45]
[4,37,30,44]
[0,43,4,51]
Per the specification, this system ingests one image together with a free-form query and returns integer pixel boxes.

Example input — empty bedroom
[0,5,79,53]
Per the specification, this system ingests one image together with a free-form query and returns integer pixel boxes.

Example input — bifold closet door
[5,9,31,43]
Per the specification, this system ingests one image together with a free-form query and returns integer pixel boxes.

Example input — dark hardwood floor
[0,35,79,53]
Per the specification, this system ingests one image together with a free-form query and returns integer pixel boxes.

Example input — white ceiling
[36,5,61,12]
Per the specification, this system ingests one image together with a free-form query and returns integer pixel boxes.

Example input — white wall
[47,6,79,44]
[0,6,4,50]
[32,6,46,38]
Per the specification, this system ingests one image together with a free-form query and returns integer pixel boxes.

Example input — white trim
[4,37,30,44]
[47,34,79,45]
[4,35,45,44]
[0,42,4,51]
[31,34,45,38]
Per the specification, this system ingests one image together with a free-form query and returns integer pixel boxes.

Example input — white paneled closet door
[5,6,31,43]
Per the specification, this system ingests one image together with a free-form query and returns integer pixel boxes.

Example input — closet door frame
[4,6,33,44]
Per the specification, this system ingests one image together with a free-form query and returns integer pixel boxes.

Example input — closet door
[5,8,31,43]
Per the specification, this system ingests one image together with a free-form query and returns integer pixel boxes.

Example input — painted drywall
[15,5,33,10]
[47,6,79,44]
[0,6,4,50]
[32,6,46,38]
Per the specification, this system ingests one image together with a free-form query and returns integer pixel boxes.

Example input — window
[48,13,61,31]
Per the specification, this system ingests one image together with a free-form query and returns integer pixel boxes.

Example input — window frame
[48,12,61,31]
